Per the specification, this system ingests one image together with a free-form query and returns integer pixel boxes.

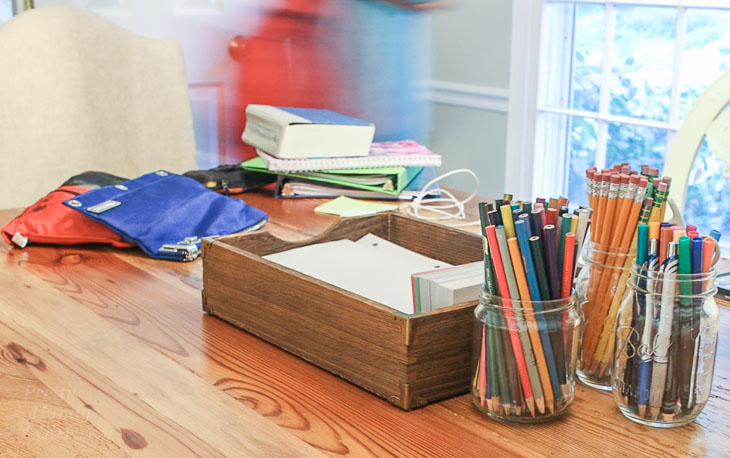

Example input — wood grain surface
[0,188,729,457]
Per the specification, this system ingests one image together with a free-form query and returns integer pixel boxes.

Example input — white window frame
[505,0,730,200]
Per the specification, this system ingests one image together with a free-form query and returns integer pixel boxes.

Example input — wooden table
[1,189,729,457]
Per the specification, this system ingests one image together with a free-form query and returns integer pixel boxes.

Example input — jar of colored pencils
[574,241,635,390]
[612,248,719,427]
[471,290,581,423]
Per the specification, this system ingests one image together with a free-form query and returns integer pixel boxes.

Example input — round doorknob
[228,35,247,62]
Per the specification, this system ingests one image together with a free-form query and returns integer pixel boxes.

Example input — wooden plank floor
[1,189,729,457]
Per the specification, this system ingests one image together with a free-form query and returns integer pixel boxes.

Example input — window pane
[679,9,730,121]
[571,4,604,112]
[536,112,570,198]
[609,6,675,122]
[537,112,595,207]
[605,122,667,172]
[567,116,597,208]
[0,0,11,24]
[542,3,577,109]
[542,3,604,112]
[685,140,730,252]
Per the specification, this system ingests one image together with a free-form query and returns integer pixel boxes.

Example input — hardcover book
[241,105,375,159]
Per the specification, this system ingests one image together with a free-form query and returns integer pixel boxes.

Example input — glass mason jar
[612,264,719,427]
[471,290,582,423]
[574,242,635,390]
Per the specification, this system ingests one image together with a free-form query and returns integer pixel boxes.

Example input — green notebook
[241,157,423,196]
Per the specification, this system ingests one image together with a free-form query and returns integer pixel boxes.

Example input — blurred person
[227,0,439,161]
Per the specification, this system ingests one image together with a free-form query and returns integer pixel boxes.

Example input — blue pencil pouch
[63,170,268,261]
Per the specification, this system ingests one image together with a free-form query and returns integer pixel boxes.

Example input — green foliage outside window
[564,4,729,240]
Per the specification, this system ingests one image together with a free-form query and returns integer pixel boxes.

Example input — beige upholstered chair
[0,6,197,209]
[663,69,730,222]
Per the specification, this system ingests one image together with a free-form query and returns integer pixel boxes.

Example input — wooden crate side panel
[407,302,476,349]
[402,303,475,405]
[204,242,407,346]
[203,243,412,405]
[387,214,483,266]
[203,275,406,374]
[400,370,472,406]
[204,278,407,401]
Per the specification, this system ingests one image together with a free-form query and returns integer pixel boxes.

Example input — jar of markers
[612,235,719,427]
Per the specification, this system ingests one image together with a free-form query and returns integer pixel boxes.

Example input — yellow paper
[314,196,397,218]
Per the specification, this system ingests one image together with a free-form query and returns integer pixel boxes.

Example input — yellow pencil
[594,172,610,243]
[583,179,648,366]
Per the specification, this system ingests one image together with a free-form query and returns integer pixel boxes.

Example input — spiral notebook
[276,166,441,200]
[256,140,442,172]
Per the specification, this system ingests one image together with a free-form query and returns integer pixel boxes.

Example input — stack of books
[240,105,442,200]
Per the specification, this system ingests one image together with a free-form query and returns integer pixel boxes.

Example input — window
[0,0,13,23]
[530,0,730,253]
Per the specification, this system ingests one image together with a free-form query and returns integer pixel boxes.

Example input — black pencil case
[184,164,276,195]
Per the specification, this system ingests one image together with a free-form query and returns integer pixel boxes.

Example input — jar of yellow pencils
[612,239,719,427]
[574,242,636,390]
[471,290,582,423]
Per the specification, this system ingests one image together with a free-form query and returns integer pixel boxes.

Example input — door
[26,0,350,166]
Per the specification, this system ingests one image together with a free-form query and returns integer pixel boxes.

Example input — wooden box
[201,213,483,410]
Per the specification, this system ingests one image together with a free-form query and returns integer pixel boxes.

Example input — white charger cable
[400,168,481,227]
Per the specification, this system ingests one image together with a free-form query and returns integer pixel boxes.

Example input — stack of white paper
[411,262,483,313]
[263,234,451,314]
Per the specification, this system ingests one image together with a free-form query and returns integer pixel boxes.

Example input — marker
[687,236,704,411]
[637,224,649,267]
[710,229,721,242]
[676,236,693,413]
[636,238,659,417]
[649,242,679,419]
[660,225,673,264]
[702,238,716,274]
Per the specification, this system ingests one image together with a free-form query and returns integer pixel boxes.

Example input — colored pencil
[479,325,488,406]
[561,233,576,299]
[485,225,536,415]
[516,221,562,402]
[501,205,516,239]
[543,225,561,304]
[476,193,585,419]
[530,235,568,391]
[508,237,554,413]
[497,227,544,415]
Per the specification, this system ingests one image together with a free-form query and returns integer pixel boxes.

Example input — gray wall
[428,0,512,198]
